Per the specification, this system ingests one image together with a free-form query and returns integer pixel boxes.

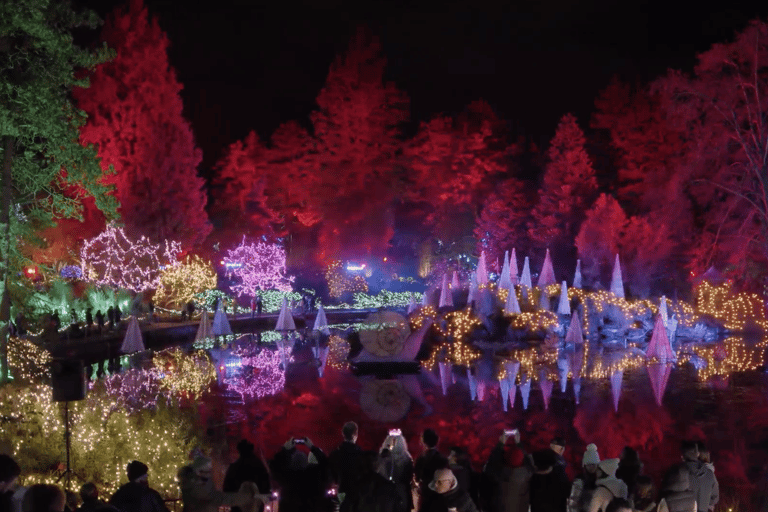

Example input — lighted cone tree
[222,238,294,296]
[80,224,181,293]
[153,255,217,308]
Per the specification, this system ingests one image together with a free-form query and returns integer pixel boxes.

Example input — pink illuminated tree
[227,347,287,400]
[80,224,182,292]
[222,238,294,296]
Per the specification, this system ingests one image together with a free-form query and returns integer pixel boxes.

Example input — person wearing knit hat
[587,458,628,512]
[568,444,601,512]
[110,461,169,512]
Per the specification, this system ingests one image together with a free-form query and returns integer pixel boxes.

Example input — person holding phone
[269,437,330,512]
[483,430,532,512]
[377,429,413,512]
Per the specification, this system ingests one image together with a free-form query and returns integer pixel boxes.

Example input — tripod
[56,401,83,490]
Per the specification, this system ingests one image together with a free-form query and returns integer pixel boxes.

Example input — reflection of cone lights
[519,376,531,410]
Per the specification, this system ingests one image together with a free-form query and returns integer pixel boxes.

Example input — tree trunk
[0,136,13,383]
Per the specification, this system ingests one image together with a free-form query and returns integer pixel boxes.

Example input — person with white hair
[427,468,478,512]
[377,430,414,512]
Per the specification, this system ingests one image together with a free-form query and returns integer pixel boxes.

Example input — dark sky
[77,0,768,173]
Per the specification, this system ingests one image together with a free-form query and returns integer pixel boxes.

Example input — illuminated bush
[0,383,202,498]
[154,255,217,308]
[222,238,294,296]
[325,260,368,298]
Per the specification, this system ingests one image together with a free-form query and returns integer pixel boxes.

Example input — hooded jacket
[683,460,718,512]
[427,473,478,512]
[587,477,628,512]
[660,466,696,512]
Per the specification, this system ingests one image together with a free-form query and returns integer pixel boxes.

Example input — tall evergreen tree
[0,0,118,381]
[74,0,210,250]
[474,177,532,265]
[529,113,598,252]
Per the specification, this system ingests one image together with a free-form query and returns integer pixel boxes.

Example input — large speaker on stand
[50,358,86,489]
[51,359,86,402]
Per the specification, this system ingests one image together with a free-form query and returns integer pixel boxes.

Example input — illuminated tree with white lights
[153,255,217,307]
[222,238,293,296]
[80,224,181,293]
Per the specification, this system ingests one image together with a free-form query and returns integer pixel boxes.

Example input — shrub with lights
[80,224,182,293]
[0,383,202,498]
[153,255,217,308]
[222,238,294,297]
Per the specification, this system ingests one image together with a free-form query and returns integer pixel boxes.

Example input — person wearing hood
[426,468,478,512]
[223,440,271,512]
[696,442,718,512]
[483,431,532,512]
[179,456,264,512]
[568,444,601,512]
[269,437,330,512]
[668,441,717,512]
[658,464,696,512]
[587,459,628,512]
[110,461,169,512]
[529,450,571,512]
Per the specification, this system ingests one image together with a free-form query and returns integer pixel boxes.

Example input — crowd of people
[0,423,720,512]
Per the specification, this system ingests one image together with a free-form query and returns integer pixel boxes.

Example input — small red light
[26,268,35,275]
[383,257,387,262]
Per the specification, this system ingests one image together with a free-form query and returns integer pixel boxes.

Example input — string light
[80,224,182,293]
[153,255,217,308]
[327,335,350,370]
[222,237,294,296]
[7,337,51,382]
[325,260,368,298]
[152,348,217,400]
[226,346,287,400]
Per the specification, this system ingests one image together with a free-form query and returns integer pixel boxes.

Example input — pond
[5,308,768,511]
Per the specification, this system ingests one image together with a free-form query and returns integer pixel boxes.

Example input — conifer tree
[74,0,211,250]
[474,177,532,265]
[529,113,597,251]
[0,0,117,381]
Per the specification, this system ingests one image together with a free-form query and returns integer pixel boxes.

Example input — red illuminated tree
[474,177,532,265]
[212,27,407,264]
[650,20,768,286]
[403,100,510,255]
[576,194,676,295]
[74,0,211,250]
[529,113,598,251]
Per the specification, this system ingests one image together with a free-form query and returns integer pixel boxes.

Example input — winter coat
[426,473,478,512]
[75,499,118,512]
[567,474,597,512]
[587,477,628,512]
[415,448,449,512]
[109,482,169,512]
[269,446,330,512]
[484,443,532,512]
[616,462,642,496]
[660,465,697,512]
[377,452,413,512]
[346,471,402,512]
[329,441,363,495]
[223,454,271,512]
[683,460,718,512]
[529,469,571,512]
[179,471,256,512]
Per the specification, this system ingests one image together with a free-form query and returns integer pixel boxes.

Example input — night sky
[77,0,768,174]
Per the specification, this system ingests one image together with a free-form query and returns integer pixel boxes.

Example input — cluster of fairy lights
[7,337,51,382]
[153,255,217,308]
[679,337,764,380]
[226,346,287,400]
[0,381,199,499]
[80,224,182,293]
[424,310,482,370]
[222,237,294,296]
[327,335,350,370]
[325,260,368,298]
[695,281,768,331]
[151,348,217,400]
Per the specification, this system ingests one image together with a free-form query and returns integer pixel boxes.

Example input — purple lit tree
[80,224,182,293]
[222,238,294,296]
[227,347,287,400]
